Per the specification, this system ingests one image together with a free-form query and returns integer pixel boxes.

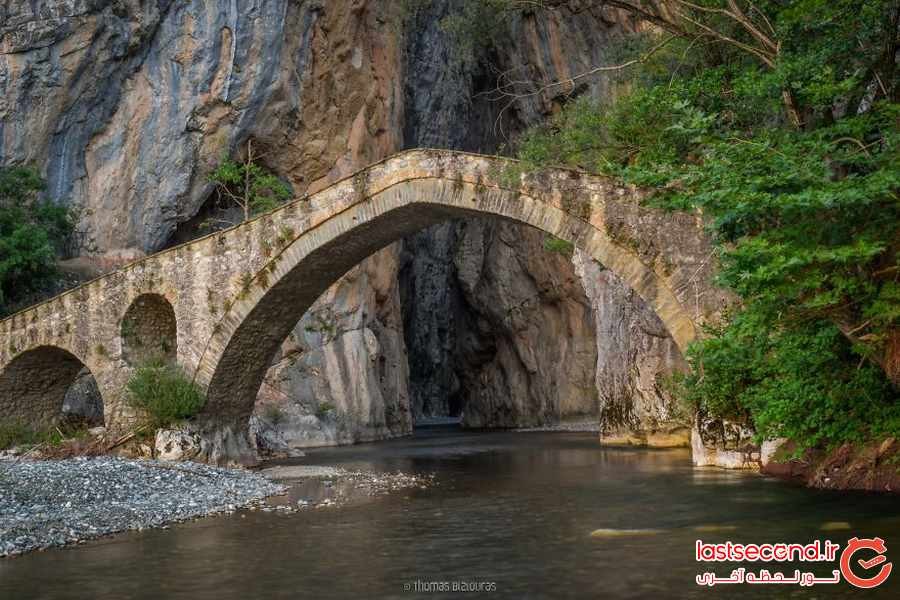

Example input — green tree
[0,167,72,315]
[473,1,898,128]
[208,139,291,225]
[509,0,900,448]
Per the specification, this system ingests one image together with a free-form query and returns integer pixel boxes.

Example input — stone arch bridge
[0,150,728,463]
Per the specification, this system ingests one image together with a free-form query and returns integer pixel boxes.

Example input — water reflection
[2,427,899,599]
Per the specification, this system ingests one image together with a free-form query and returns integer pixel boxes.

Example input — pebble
[514,422,601,433]
[0,457,284,557]
[271,468,436,513]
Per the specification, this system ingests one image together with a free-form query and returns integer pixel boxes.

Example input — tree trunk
[782,89,803,129]
[244,140,253,222]
[885,329,900,389]
[834,317,900,389]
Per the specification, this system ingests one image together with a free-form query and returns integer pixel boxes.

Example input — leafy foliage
[315,401,336,420]
[0,419,90,450]
[543,235,575,256]
[208,140,291,226]
[0,167,73,315]
[0,420,40,450]
[261,403,287,426]
[513,1,900,448]
[127,359,206,428]
[674,315,899,447]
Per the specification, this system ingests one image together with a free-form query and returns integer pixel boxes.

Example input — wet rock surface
[0,457,284,557]
[514,422,601,433]
[260,465,434,512]
[691,413,761,469]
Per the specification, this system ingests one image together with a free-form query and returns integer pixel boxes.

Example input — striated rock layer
[399,0,689,437]
[575,252,689,444]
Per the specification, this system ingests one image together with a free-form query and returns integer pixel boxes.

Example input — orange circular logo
[840,537,892,589]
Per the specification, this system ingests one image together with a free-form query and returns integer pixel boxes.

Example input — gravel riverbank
[514,421,601,433]
[0,457,285,557]
[259,465,435,511]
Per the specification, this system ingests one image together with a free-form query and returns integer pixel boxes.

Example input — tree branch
[492,34,676,102]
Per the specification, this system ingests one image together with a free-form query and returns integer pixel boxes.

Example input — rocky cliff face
[400,215,599,427]
[243,1,412,452]
[399,1,687,436]
[2,0,411,453]
[253,246,411,453]
[451,220,599,428]
[2,0,404,250]
[2,0,690,449]
[575,252,689,442]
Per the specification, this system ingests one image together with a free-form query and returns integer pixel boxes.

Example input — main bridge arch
[0,150,727,458]
[195,151,726,424]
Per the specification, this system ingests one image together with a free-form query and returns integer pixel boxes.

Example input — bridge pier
[94,367,140,434]
[191,418,260,466]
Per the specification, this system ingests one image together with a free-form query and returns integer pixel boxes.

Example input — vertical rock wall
[574,252,689,443]
[1,0,404,250]
[399,0,688,436]
[246,0,412,452]
[254,247,411,452]
[451,220,598,428]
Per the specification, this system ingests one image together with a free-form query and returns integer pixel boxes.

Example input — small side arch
[0,346,103,428]
[121,293,177,365]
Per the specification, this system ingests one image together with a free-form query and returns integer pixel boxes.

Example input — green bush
[0,420,90,450]
[0,421,40,450]
[0,166,74,315]
[315,401,336,420]
[262,403,287,426]
[679,316,900,449]
[207,140,291,226]
[127,359,206,427]
[543,235,574,256]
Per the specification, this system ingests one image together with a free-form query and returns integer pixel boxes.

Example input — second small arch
[121,293,177,365]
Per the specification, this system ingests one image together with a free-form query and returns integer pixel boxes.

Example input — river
[2,426,899,599]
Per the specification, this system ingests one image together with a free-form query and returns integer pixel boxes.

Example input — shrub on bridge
[542,235,574,256]
[127,359,206,428]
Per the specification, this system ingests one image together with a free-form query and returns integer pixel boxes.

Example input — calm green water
[3,427,900,599]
